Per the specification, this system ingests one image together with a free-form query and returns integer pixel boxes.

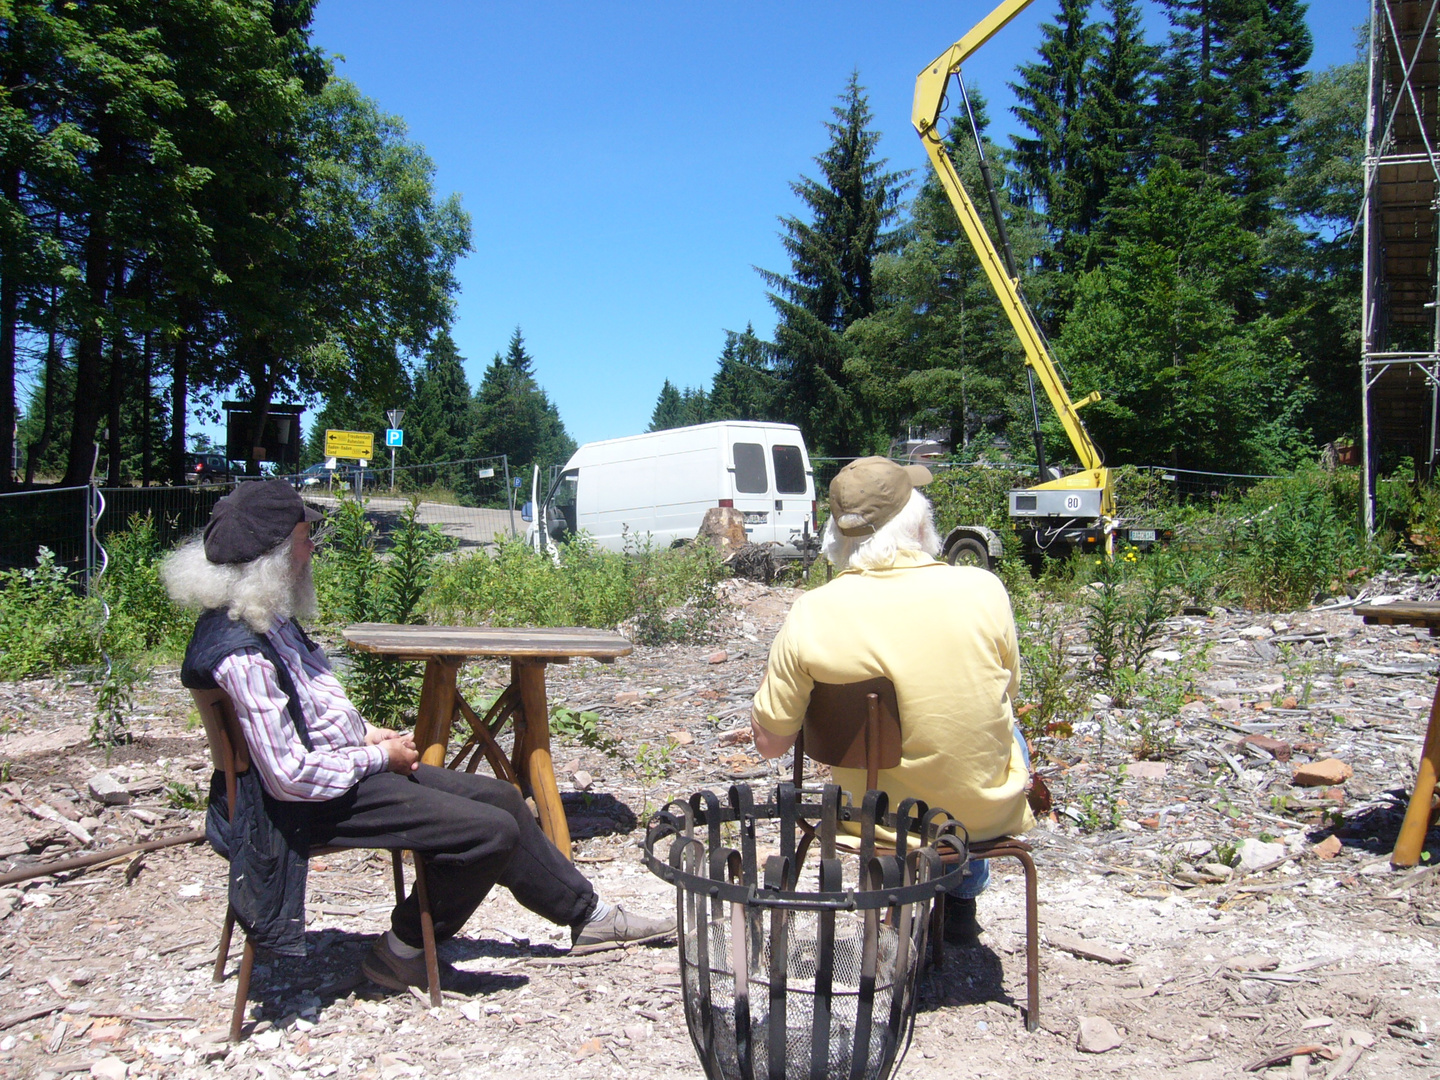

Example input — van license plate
[1128,529,1157,542]
[743,511,768,524]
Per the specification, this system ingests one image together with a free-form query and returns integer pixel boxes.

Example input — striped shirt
[213,618,387,802]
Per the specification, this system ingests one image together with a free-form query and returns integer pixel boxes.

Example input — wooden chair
[792,677,1041,1031]
[191,689,442,1041]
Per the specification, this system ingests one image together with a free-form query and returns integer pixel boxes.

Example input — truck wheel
[945,536,990,569]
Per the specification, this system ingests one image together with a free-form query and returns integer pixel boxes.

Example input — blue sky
[306,0,1367,448]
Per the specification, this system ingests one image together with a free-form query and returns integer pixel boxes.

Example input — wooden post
[514,659,572,860]
[415,657,460,768]
[1393,675,1440,866]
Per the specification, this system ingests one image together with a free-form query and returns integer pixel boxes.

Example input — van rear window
[733,442,767,493]
[772,445,806,493]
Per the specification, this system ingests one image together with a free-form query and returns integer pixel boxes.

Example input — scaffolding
[1363,0,1440,530]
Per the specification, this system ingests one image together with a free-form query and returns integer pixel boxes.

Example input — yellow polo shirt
[752,552,1034,842]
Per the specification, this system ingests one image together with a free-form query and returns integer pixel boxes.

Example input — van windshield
[772,445,806,494]
[733,442,767,493]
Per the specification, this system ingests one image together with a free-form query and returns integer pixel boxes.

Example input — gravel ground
[0,576,1438,1079]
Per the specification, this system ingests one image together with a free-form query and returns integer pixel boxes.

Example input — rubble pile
[0,573,1436,1078]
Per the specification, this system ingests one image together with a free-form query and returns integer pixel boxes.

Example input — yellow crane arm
[912,0,1109,501]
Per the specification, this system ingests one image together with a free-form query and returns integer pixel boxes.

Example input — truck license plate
[743,511,768,524]
[1129,529,1157,542]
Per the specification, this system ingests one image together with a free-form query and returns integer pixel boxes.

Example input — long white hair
[821,489,942,571]
[161,536,317,633]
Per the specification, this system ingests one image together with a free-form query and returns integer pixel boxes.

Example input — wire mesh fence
[99,484,233,548]
[283,455,524,554]
[1133,465,1277,500]
[0,485,93,577]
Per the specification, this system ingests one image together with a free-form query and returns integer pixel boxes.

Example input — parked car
[187,453,233,485]
[291,462,376,491]
[292,462,336,488]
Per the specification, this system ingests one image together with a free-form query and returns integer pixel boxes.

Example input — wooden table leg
[415,657,460,769]
[1393,674,1440,867]
[513,659,572,860]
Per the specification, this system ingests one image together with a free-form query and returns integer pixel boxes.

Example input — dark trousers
[306,765,595,948]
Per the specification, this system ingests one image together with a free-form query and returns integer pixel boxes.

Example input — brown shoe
[362,935,441,992]
[571,904,676,955]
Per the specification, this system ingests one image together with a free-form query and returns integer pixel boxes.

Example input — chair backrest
[191,688,248,822]
[796,677,903,795]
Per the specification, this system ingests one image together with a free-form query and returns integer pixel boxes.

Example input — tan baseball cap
[828,457,933,537]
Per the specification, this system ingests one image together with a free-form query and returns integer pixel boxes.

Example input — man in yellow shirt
[751,457,1034,944]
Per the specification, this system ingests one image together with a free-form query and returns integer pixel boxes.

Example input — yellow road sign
[324,429,375,460]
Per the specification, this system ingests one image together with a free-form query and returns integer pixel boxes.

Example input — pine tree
[1009,0,1099,272]
[1054,160,1310,472]
[470,328,575,479]
[759,73,906,455]
[649,379,710,430]
[408,329,474,488]
[502,325,534,378]
[1154,0,1313,227]
[649,380,684,431]
[1266,56,1365,445]
[846,94,1037,458]
[1077,0,1160,261]
[709,324,779,421]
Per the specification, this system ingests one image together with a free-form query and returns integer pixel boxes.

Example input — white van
[530,421,817,556]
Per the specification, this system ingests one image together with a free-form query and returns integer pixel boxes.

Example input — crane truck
[915,0,1160,570]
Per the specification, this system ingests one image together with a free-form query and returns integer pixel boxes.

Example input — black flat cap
[203,479,322,565]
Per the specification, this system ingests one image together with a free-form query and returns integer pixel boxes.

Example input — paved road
[302,492,523,550]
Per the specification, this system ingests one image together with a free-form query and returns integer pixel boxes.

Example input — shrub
[1231,466,1375,609]
[427,533,727,642]
[0,548,101,678]
[1403,480,1440,572]
[926,465,1030,536]
[95,514,192,659]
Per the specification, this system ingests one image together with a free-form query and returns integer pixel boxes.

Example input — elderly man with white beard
[748,457,1035,946]
[162,480,673,991]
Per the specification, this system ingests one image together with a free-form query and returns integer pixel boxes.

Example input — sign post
[385,409,405,493]
[323,430,375,495]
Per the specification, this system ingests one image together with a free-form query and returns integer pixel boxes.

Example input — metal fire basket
[643,782,968,1080]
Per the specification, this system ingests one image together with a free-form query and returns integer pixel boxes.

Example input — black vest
[182,608,317,957]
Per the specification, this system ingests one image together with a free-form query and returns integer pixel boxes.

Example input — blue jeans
[950,724,1031,900]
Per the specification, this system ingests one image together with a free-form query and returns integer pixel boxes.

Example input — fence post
[85,485,96,595]
[503,455,515,537]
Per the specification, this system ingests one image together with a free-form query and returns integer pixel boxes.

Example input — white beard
[290,560,319,623]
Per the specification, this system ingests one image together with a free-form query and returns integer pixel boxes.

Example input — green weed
[550,706,620,757]
[93,655,145,755]
[427,531,728,642]
[635,740,673,786]
[164,780,207,812]
[1016,608,1085,742]
[1083,548,1178,706]
[1074,769,1125,832]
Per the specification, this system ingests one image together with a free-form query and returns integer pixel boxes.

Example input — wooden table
[1354,603,1440,866]
[341,624,633,859]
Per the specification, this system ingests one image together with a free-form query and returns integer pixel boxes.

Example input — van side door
[768,439,813,547]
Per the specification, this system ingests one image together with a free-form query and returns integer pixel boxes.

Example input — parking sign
[385,428,403,448]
